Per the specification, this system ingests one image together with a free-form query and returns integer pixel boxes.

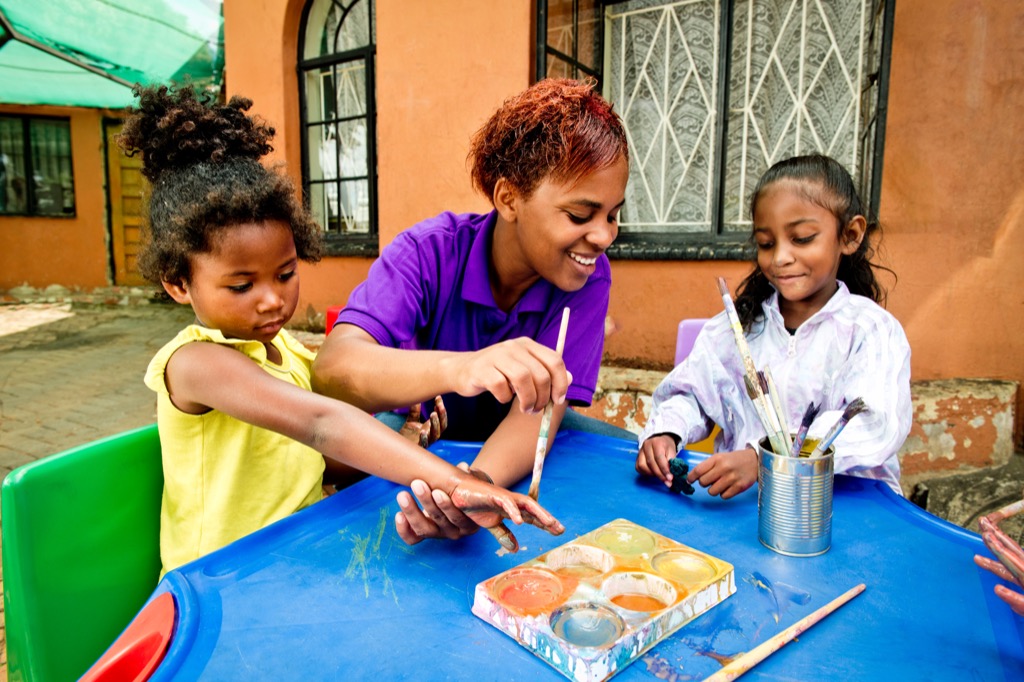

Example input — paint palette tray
[472,518,735,681]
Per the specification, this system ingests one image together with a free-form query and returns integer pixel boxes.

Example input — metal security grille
[538,0,893,260]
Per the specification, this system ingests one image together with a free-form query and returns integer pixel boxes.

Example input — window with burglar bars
[299,0,377,256]
[537,0,893,260]
[0,115,75,218]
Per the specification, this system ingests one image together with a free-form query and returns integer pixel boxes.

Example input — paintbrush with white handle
[527,307,570,500]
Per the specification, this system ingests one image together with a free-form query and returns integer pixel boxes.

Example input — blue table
[145,431,1024,680]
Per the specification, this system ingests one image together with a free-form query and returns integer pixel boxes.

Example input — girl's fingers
[994,584,1024,617]
[434,396,448,432]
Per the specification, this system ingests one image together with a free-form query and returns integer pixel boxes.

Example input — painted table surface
[146,431,1024,681]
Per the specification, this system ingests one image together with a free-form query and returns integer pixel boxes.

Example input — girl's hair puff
[735,154,889,330]
[469,78,628,201]
[117,84,322,285]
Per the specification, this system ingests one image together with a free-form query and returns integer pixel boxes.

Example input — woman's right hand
[449,338,570,414]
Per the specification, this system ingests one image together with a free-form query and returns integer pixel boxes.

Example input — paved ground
[0,301,196,681]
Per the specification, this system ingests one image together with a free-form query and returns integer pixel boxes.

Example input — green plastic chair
[2,424,164,682]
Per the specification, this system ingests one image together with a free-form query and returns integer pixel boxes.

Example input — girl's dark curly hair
[734,154,891,331]
[117,84,322,285]
[469,78,628,201]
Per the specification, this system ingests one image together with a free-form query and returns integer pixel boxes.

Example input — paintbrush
[527,307,571,501]
[788,402,820,457]
[717,277,761,390]
[807,398,869,458]
[701,583,866,682]
[718,278,786,455]
[759,369,792,452]
[744,375,789,456]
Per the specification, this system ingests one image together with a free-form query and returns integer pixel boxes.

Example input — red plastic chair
[79,592,176,682]
[325,305,343,334]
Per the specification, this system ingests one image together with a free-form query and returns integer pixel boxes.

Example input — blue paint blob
[550,603,625,648]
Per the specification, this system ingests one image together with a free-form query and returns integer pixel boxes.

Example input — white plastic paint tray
[472,518,735,681]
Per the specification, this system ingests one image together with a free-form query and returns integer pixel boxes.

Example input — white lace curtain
[602,0,871,236]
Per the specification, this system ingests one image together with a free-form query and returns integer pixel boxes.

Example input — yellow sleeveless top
[145,325,325,576]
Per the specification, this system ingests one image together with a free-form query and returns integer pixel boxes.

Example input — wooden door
[105,120,147,285]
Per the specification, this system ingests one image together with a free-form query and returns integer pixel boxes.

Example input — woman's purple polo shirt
[337,210,610,440]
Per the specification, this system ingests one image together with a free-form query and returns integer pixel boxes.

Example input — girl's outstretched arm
[163,341,565,541]
[394,397,567,544]
[312,324,570,416]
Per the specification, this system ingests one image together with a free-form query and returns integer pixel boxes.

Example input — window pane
[577,0,602,70]
[723,0,869,232]
[336,179,370,234]
[548,0,576,59]
[30,119,74,216]
[303,0,373,59]
[0,117,27,214]
[606,0,720,234]
[546,54,573,79]
[334,61,367,118]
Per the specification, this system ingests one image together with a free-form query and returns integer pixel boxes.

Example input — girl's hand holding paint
[686,448,757,500]
[636,433,682,484]
[449,338,571,414]
[395,463,564,547]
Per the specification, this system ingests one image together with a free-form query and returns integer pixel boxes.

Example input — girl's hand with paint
[636,433,682,484]
[398,395,448,448]
[395,463,564,546]
[448,338,571,414]
[686,448,758,499]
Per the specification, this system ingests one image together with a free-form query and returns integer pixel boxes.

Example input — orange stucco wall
[3,2,1015,439]
[222,0,1024,440]
[0,105,112,289]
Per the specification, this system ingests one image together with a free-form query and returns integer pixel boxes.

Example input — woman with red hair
[313,78,632,545]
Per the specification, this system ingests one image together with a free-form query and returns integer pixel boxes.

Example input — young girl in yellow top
[118,84,563,576]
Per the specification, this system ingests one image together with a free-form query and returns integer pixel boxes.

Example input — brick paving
[0,300,198,680]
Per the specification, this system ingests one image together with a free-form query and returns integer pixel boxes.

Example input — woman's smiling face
[505,156,629,294]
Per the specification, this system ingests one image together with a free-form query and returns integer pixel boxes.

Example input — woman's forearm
[311,327,460,412]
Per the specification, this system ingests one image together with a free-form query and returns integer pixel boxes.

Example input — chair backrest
[674,318,709,366]
[2,424,163,682]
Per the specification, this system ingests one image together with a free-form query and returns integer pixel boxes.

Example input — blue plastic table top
[145,431,1024,680]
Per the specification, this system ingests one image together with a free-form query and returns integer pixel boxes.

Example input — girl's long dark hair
[734,154,890,330]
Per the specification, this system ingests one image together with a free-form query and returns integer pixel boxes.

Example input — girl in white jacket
[637,155,911,498]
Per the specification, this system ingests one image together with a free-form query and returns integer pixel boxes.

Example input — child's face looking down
[497,155,628,295]
[752,181,865,328]
[167,220,300,344]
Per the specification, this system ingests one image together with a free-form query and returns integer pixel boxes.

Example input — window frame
[297,0,378,257]
[0,113,76,219]
[534,0,895,261]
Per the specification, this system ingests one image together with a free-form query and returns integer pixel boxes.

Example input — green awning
[0,0,223,109]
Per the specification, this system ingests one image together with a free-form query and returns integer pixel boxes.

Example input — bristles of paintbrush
[789,402,820,457]
[809,398,868,458]
[745,375,789,456]
[759,369,792,451]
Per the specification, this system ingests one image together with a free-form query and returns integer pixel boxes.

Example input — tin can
[757,436,834,557]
